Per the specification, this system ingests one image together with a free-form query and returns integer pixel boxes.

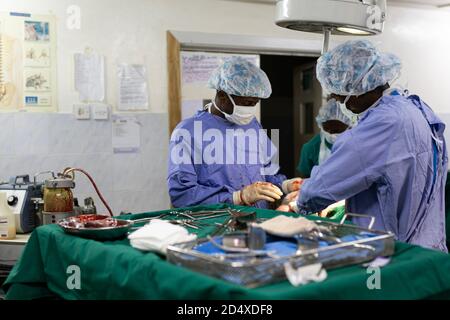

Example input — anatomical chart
[0,12,57,111]
[24,43,50,67]
[0,19,18,109]
[23,20,52,108]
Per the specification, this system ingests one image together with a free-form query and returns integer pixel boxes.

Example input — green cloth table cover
[445,171,450,249]
[3,204,450,300]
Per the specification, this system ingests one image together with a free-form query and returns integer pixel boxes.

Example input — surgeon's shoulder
[173,110,208,131]
[364,96,405,127]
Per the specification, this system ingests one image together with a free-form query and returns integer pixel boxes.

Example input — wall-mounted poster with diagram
[0,12,57,112]
[0,19,19,110]
[24,20,50,42]
[24,68,51,91]
[24,43,50,67]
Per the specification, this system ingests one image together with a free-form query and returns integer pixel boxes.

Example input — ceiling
[221,0,450,8]
[391,0,450,7]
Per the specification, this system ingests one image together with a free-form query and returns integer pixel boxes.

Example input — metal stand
[322,27,332,55]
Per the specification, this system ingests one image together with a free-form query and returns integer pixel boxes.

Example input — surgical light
[275,0,387,53]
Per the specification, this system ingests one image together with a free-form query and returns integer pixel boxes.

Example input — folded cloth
[128,219,197,254]
[258,215,320,237]
[284,262,327,287]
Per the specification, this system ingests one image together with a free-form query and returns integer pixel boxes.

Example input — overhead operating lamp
[275,0,387,53]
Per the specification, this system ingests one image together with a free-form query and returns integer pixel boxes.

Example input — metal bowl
[58,214,133,240]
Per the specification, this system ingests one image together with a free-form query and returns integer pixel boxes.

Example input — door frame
[166,30,327,133]
[293,62,324,174]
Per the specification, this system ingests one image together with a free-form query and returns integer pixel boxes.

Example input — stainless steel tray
[167,213,395,288]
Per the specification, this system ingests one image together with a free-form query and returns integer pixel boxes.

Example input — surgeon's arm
[264,171,286,189]
[257,123,287,189]
[295,116,396,214]
[168,171,235,208]
[167,127,235,208]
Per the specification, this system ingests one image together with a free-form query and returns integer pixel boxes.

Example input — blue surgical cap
[208,56,272,98]
[316,99,353,128]
[316,40,402,96]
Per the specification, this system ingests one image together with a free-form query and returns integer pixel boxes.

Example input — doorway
[260,55,321,178]
[168,31,325,179]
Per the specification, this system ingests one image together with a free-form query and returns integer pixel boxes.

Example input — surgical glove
[276,205,291,212]
[288,200,299,213]
[233,182,283,205]
[282,191,299,205]
[276,191,299,212]
[282,178,304,194]
[320,200,346,218]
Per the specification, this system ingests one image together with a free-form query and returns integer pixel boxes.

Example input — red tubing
[63,168,114,217]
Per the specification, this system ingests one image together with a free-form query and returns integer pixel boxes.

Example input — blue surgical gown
[168,110,286,209]
[297,94,448,252]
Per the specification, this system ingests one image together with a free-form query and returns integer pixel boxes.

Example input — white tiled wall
[0,112,171,215]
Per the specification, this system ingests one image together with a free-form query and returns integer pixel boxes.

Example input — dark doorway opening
[260,54,318,178]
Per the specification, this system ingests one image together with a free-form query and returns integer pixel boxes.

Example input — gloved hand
[319,200,346,218]
[276,205,291,212]
[233,182,283,206]
[283,191,299,204]
[282,178,304,194]
[276,191,299,212]
[288,200,299,213]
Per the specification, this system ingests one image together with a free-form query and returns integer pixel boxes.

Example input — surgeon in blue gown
[291,40,448,252]
[168,57,301,209]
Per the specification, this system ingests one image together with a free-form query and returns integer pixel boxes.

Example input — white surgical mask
[322,131,339,145]
[338,96,359,127]
[213,93,257,126]
[318,135,332,164]
[335,60,396,128]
